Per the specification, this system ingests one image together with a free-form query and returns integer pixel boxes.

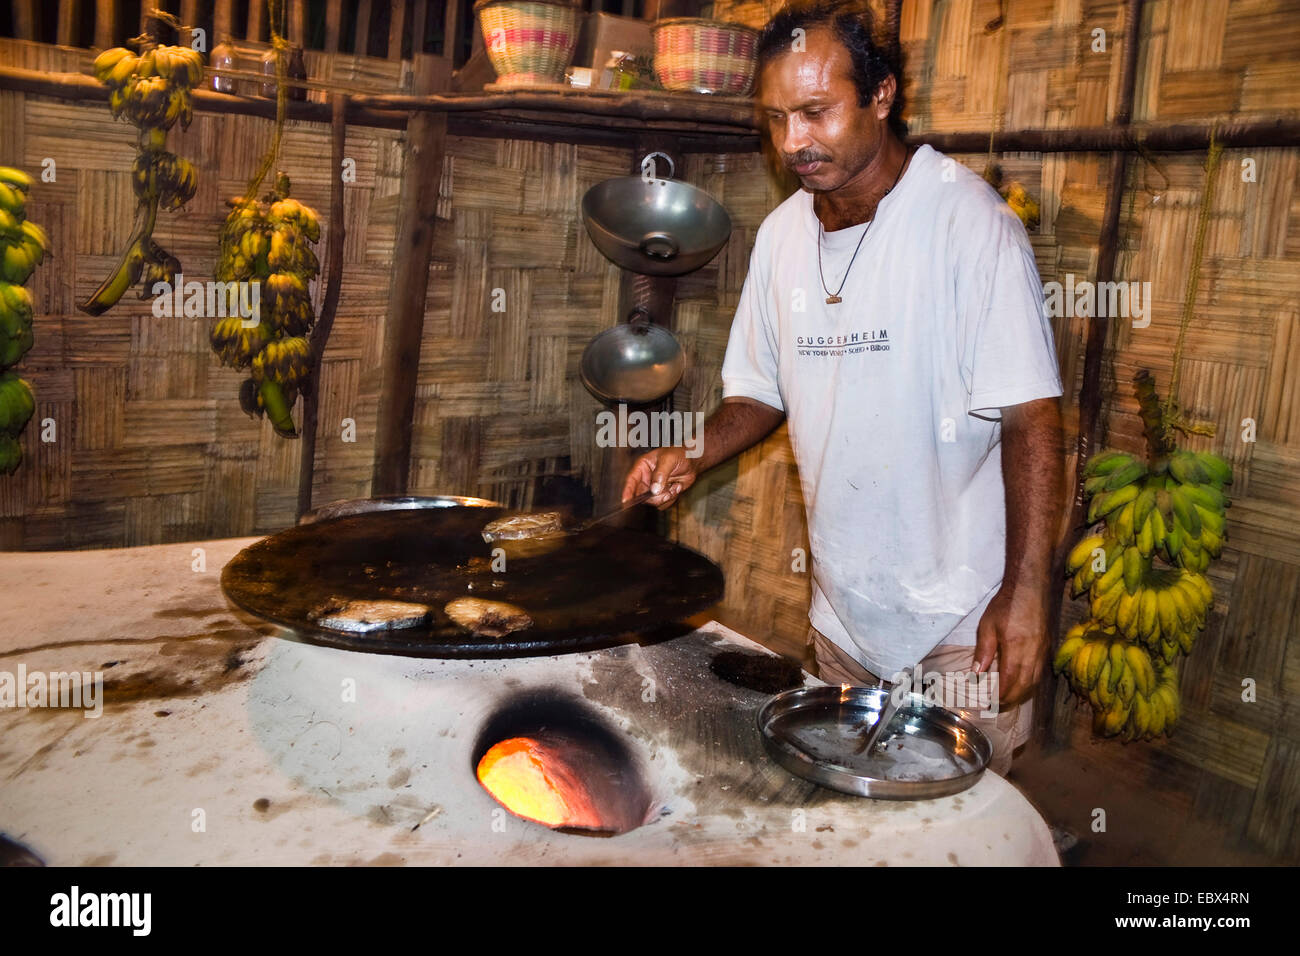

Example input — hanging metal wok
[220,496,724,658]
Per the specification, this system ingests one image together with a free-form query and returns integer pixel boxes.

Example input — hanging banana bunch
[80,37,202,315]
[1056,372,1232,742]
[210,173,321,439]
[0,166,46,476]
[982,162,1041,230]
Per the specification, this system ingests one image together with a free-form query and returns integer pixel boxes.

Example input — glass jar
[260,49,278,98]
[210,40,235,93]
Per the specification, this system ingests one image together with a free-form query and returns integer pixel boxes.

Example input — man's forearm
[696,397,786,473]
[1000,397,1066,595]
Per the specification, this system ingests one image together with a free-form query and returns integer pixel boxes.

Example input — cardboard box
[572,12,654,77]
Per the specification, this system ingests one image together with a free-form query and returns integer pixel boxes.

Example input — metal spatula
[482,491,655,543]
[854,663,917,755]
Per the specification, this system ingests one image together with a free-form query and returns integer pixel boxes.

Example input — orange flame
[476,737,605,830]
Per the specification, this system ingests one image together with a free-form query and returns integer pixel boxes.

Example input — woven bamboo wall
[0,39,409,547]
[408,137,632,507]
[681,0,1299,860]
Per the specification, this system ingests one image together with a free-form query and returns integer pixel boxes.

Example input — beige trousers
[808,625,1032,776]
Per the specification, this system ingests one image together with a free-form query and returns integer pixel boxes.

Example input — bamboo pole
[214,0,236,45]
[58,0,78,48]
[289,0,308,47]
[298,94,349,519]
[1042,0,1147,748]
[412,0,429,59]
[441,0,458,64]
[388,0,406,61]
[13,1,38,42]
[372,54,451,494]
[325,0,343,53]
[0,64,409,128]
[94,0,115,49]
[247,0,266,41]
[357,0,374,57]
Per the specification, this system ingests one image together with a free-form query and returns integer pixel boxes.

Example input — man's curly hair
[756,0,909,140]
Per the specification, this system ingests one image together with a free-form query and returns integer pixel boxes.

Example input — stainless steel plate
[758,685,991,800]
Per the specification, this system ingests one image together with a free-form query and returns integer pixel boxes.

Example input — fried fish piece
[443,597,533,638]
[311,598,432,633]
[481,511,565,543]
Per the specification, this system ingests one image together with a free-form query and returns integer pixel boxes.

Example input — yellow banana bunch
[215,175,323,439]
[96,44,201,131]
[210,318,272,370]
[82,38,201,315]
[999,181,1041,231]
[155,153,198,211]
[1119,661,1181,741]
[1063,434,1229,742]
[252,335,312,388]
[269,198,322,243]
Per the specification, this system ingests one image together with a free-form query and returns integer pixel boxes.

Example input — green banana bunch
[0,300,34,367]
[0,168,48,288]
[0,370,36,433]
[238,376,298,438]
[0,370,36,475]
[1157,451,1232,572]
[214,175,323,439]
[0,167,44,476]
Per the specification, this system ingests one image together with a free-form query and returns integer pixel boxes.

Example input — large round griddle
[220,496,724,658]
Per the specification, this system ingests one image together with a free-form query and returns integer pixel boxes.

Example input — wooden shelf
[4,64,1298,155]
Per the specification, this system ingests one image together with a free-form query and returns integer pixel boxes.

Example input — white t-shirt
[721,144,1063,677]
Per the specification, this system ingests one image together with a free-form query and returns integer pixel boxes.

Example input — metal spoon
[853,663,917,756]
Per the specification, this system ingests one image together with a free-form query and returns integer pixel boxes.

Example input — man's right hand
[622,447,698,510]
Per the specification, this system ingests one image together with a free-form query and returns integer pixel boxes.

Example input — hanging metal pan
[581,175,732,276]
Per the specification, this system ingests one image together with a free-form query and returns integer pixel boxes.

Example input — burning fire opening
[473,693,653,836]
[477,735,607,831]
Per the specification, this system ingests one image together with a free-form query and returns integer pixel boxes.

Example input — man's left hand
[974,583,1050,707]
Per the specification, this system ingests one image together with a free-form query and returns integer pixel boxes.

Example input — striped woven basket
[652,17,759,96]
[475,0,582,86]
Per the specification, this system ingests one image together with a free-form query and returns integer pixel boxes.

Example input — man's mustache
[785,150,830,169]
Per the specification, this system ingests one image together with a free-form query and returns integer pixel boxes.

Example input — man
[622,0,1065,774]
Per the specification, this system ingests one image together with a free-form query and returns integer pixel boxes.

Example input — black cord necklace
[817,148,911,305]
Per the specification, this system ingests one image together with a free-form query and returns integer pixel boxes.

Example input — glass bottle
[260,48,278,98]
[287,46,308,102]
[210,40,235,93]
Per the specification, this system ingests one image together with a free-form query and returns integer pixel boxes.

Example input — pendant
[825,295,842,304]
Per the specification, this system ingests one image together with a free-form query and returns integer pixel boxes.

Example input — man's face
[758,26,891,191]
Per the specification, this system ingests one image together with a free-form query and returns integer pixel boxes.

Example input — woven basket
[652,17,759,96]
[475,0,582,86]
